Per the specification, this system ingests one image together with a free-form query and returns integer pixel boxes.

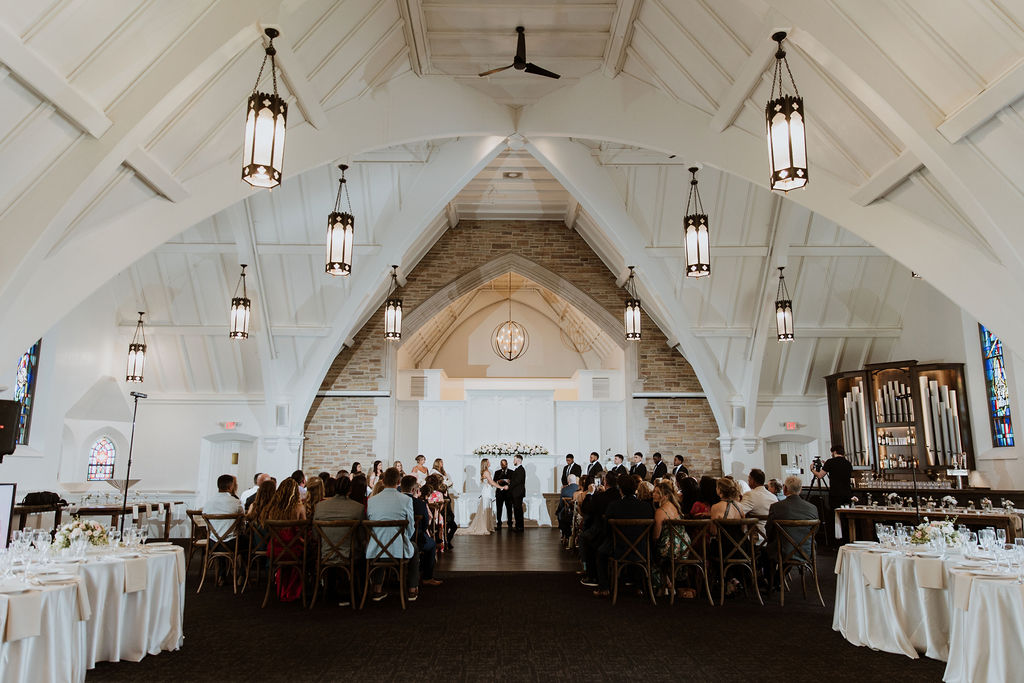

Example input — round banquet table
[833,543,1024,683]
[0,545,185,683]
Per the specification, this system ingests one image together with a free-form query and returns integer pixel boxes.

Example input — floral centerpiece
[941,495,958,509]
[886,492,903,507]
[473,442,548,456]
[909,518,960,545]
[52,517,110,549]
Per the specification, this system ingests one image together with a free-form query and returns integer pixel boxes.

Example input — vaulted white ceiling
[1,0,1022,443]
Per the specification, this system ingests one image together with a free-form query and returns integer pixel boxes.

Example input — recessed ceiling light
[502,171,524,179]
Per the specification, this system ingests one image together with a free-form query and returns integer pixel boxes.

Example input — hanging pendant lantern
[492,272,529,361]
[229,264,251,339]
[766,31,807,192]
[684,167,711,278]
[241,28,287,189]
[126,312,147,383]
[624,266,642,341]
[775,266,795,342]
[384,266,403,341]
[326,164,355,276]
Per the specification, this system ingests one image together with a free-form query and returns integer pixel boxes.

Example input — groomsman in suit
[561,454,582,487]
[494,459,513,529]
[629,452,648,480]
[672,455,688,478]
[610,454,627,477]
[586,452,604,479]
[651,452,668,481]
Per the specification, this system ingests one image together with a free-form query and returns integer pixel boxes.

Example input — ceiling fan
[478,27,561,80]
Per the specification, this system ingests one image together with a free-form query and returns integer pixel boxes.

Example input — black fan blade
[479,64,513,77]
[516,26,526,63]
[524,62,561,79]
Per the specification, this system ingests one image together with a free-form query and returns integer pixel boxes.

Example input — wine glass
[996,528,1007,547]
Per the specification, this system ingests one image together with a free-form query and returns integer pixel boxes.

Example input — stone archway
[302,220,722,478]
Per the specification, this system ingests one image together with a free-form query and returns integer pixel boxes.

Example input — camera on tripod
[812,455,824,472]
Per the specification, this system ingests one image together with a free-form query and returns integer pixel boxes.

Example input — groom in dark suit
[509,455,527,533]
[494,459,512,530]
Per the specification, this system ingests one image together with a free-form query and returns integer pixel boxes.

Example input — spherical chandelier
[493,273,529,361]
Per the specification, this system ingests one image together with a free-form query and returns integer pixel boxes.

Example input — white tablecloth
[0,546,185,683]
[833,544,1024,682]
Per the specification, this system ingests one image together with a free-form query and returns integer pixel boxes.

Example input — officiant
[494,459,513,530]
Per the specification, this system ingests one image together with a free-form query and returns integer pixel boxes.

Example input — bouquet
[427,491,444,504]
[909,518,960,545]
[52,517,110,549]
[473,442,548,456]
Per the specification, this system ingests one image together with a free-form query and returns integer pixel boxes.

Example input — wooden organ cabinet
[825,361,975,475]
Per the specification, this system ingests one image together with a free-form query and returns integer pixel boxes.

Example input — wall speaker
[0,400,19,460]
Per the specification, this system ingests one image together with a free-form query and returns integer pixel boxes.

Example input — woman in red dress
[261,478,306,602]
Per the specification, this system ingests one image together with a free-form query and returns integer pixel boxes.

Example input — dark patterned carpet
[87,537,947,682]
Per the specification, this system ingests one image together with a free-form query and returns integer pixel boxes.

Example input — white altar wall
[395,390,626,494]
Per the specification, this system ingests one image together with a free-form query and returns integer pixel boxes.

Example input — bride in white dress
[458,459,504,536]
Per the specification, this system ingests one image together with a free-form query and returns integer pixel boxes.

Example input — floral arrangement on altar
[886,492,903,507]
[909,518,960,545]
[941,495,958,509]
[52,517,110,549]
[473,442,548,456]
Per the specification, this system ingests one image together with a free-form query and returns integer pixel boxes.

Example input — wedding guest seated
[368,460,384,488]
[725,474,751,495]
[335,470,350,482]
[291,469,307,499]
[370,479,387,498]
[350,475,370,507]
[366,467,418,603]
[765,476,819,562]
[690,476,720,517]
[650,481,687,597]
[579,471,621,588]
[739,468,777,541]
[241,472,268,511]
[679,476,700,518]
[205,474,243,541]
[593,475,654,598]
[245,479,277,538]
[767,479,785,501]
[394,460,404,475]
[318,471,331,486]
[710,477,744,523]
[557,474,579,543]
[315,476,365,606]
[636,479,655,509]
[305,477,326,518]
[265,478,306,602]
[351,462,363,476]
[400,476,442,587]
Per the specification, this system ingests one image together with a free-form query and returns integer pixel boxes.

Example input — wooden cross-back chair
[310,519,363,610]
[262,520,310,608]
[361,520,410,610]
[198,513,243,594]
[185,509,207,573]
[714,518,764,606]
[773,520,824,607]
[663,518,714,605]
[607,519,657,606]
[241,522,270,594]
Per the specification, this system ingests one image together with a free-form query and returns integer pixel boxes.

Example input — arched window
[87,436,116,481]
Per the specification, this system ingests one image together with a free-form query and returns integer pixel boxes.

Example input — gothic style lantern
[624,266,641,341]
[766,31,807,192]
[492,272,529,361]
[229,264,251,339]
[684,167,711,278]
[241,28,287,189]
[326,164,354,276]
[775,267,795,341]
[126,312,147,382]
[384,266,403,341]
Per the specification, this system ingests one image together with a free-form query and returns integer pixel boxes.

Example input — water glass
[996,528,1007,546]
[139,527,149,545]
[980,528,996,551]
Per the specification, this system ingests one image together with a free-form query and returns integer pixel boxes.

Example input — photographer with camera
[812,445,854,544]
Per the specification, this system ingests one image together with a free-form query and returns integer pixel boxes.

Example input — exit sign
[784,421,798,431]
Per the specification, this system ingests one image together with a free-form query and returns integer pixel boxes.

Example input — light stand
[120,391,147,537]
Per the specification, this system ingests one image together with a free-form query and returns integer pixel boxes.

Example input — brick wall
[303,220,720,473]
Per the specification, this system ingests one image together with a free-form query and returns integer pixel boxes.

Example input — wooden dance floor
[439,528,579,573]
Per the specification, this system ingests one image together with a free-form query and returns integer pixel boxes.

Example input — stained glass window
[980,324,1014,447]
[87,436,116,481]
[13,340,41,446]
